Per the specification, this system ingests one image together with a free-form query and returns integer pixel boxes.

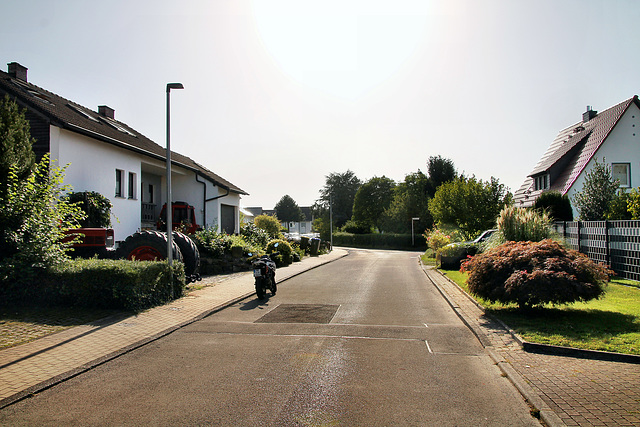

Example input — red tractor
[65,201,201,282]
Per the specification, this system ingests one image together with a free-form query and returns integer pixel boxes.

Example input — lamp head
[167,83,184,92]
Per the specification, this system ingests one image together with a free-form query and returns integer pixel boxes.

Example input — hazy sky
[2,0,639,209]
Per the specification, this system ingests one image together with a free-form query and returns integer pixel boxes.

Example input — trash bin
[300,236,310,252]
[310,237,321,256]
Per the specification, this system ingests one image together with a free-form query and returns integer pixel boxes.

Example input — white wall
[50,127,142,242]
[50,126,243,239]
[566,103,640,217]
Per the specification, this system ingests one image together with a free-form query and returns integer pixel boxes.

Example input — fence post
[605,220,611,267]
[577,220,582,253]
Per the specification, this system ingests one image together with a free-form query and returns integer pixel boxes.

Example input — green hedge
[332,232,427,250]
[3,258,186,311]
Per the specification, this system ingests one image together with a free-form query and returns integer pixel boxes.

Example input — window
[612,163,631,187]
[128,172,137,199]
[115,169,124,197]
[534,174,549,191]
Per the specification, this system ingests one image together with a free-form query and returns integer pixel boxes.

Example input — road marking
[425,340,433,353]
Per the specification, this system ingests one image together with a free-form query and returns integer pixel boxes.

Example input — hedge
[332,232,427,250]
[2,258,186,311]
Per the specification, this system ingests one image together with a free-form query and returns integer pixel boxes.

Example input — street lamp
[166,83,184,270]
[411,217,420,246]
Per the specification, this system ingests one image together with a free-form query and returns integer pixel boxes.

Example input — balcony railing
[142,203,156,222]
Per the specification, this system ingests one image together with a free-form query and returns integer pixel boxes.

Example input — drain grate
[255,304,339,324]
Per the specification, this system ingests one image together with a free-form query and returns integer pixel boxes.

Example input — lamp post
[411,217,420,246]
[166,83,184,271]
[329,193,333,249]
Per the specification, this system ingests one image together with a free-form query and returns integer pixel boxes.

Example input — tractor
[65,201,201,282]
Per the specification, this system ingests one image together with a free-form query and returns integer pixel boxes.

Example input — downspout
[195,172,231,228]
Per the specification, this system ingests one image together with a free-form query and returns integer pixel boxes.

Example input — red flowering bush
[461,239,611,309]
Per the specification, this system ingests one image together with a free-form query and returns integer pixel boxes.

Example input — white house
[513,96,640,216]
[0,62,247,243]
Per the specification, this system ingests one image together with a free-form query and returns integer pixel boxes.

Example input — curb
[418,261,564,427]
[0,250,349,410]
[431,266,640,365]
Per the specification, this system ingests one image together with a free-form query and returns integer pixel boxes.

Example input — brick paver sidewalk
[423,265,640,427]
[0,249,348,409]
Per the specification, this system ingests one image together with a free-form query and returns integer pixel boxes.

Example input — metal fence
[552,220,640,281]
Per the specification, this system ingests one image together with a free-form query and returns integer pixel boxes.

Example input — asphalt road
[0,249,539,426]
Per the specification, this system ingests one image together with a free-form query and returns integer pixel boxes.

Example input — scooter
[252,247,279,299]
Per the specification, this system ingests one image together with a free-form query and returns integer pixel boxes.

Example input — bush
[2,258,185,311]
[534,191,573,221]
[267,239,293,267]
[332,232,424,250]
[462,239,611,309]
[424,228,452,252]
[0,155,85,289]
[495,206,553,243]
[194,228,261,258]
[66,191,113,228]
[341,219,372,234]
[254,214,283,239]
[240,222,270,248]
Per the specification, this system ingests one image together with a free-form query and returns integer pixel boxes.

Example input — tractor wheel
[172,231,200,278]
[117,230,183,263]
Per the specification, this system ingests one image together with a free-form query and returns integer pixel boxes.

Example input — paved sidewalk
[0,249,348,409]
[422,265,640,427]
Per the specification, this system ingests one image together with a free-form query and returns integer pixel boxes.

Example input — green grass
[438,268,640,355]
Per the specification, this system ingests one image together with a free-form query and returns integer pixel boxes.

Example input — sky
[1,0,639,209]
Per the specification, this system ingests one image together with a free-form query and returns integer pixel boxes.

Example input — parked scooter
[252,245,279,299]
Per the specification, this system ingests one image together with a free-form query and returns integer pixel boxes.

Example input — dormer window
[534,174,549,191]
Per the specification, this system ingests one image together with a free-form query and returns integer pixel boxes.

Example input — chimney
[583,105,597,122]
[98,105,115,119]
[7,62,28,82]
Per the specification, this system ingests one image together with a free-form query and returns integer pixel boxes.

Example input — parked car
[438,229,497,270]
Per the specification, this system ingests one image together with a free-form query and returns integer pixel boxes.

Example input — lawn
[425,255,640,355]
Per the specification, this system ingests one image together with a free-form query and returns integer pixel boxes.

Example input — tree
[254,214,282,239]
[425,155,458,198]
[0,95,36,197]
[533,191,573,221]
[274,195,304,226]
[316,170,362,228]
[429,176,511,240]
[352,176,396,231]
[0,154,85,288]
[573,158,619,220]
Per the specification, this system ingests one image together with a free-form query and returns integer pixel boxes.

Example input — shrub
[533,191,573,221]
[240,222,270,248]
[341,219,372,234]
[0,155,85,289]
[495,206,552,243]
[267,239,293,267]
[254,214,283,239]
[461,239,611,309]
[3,258,185,311]
[423,228,452,252]
[194,227,261,258]
[66,191,113,227]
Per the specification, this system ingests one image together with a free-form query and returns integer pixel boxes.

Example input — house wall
[49,126,242,240]
[50,126,142,242]
[566,104,640,216]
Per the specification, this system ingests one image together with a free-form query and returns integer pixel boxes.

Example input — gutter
[195,172,230,228]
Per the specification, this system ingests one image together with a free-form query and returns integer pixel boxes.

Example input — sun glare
[251,0,430,100]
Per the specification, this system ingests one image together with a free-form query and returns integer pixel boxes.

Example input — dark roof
[0,67,247,195]
[514,96,639,206]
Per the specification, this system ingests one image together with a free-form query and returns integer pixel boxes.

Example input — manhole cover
[255,304,339,324]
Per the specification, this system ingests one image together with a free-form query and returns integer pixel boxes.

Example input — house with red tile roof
[513,96,640,217]
[0,62,247,242]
